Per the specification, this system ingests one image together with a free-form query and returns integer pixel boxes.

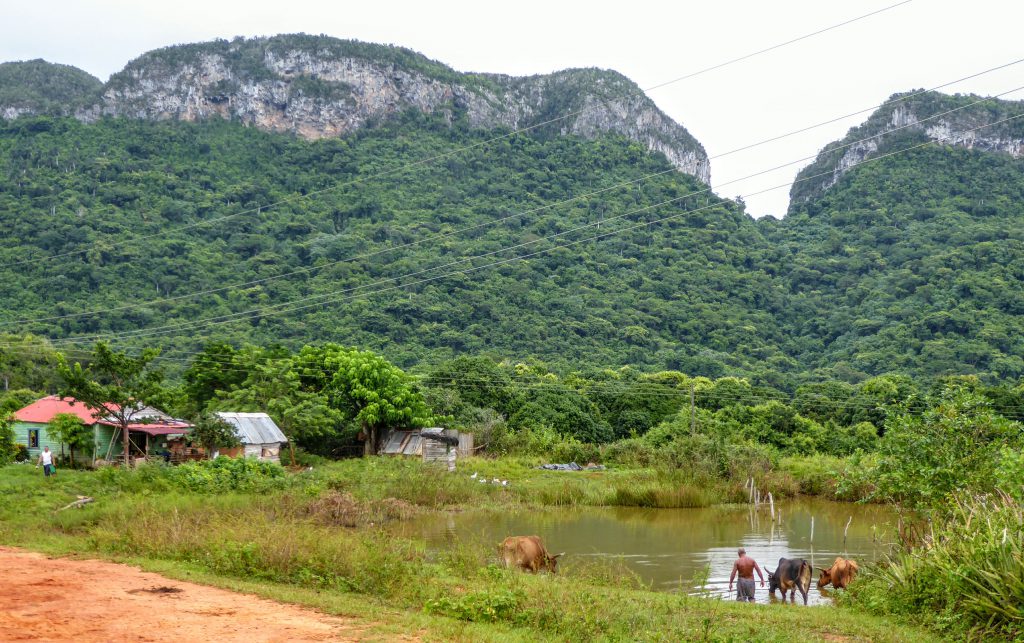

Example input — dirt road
[0,547,374,642]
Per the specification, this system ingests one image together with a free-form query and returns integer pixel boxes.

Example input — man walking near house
[36,446,55,478]
[728,547,764,602]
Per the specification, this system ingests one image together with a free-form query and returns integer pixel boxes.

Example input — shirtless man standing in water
[728,548,765,602]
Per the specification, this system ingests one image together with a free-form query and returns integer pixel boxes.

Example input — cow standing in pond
[817,557,859,590]
[499,536,562,573]
[768,557,812,605]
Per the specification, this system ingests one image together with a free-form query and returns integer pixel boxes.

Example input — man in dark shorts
[728,547,765,602]
[37,446,55,478]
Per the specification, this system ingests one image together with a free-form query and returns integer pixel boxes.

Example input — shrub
[488,424,599,462]
[871,389,1022,507]
[847,493,1024,640]
[0,419,16,464]
[169,457,287,493]
[601,438,658,468]
[425,588,525,623]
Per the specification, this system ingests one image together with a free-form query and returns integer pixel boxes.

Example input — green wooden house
[13,395,191,465]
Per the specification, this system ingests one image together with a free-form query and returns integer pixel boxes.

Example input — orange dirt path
[0,547,376,642]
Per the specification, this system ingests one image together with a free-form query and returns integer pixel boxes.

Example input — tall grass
[846,492,1024,640]
[0,463,938,641]
[609,482,719,508]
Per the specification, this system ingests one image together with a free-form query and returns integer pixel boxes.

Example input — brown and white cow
[817,557,859,590]
[499,536,563,573]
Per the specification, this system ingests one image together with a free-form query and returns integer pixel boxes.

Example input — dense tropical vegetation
[0,92,1022,383]
[1,50,1023,640]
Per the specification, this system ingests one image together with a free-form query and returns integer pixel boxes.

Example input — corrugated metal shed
[215,412,287,445]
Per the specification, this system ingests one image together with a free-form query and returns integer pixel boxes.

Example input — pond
[402,498,899,605]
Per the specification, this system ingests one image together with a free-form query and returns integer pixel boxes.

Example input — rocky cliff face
[790,91,1024,207]
[2,35,709,182]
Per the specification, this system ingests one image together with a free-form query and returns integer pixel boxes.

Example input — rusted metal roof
[215,412,287,445]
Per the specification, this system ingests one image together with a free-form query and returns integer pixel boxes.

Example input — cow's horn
[553,552,565,558]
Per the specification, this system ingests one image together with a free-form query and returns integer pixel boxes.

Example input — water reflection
[399,498,898,605]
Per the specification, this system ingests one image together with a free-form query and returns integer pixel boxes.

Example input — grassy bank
[0,461,938,642]
[316,456,735,508]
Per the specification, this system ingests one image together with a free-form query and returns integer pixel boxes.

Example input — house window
[28,429,39,448]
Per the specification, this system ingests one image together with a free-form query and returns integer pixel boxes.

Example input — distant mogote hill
[0,35,1023,384]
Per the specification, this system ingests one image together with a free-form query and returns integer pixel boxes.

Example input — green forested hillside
[0,60,102,115]
[1,101,1023,385]
[776,134,1024,381]
[0,114,784,375]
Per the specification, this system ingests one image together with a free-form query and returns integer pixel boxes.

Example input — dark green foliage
[0,335,61,393]
[0,114,771,378]
[0,389,39,417]
[0,59,102,115]
[0,414,15,464]
[1,90,1024,386]
[870,387,1023,508]
[847,493,1024,640]
[47,412,92,466]
[189,413,241,456]
[779,142,1024,381]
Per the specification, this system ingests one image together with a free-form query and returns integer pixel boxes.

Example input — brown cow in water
[817,557,859,590]
[499,536,563,573]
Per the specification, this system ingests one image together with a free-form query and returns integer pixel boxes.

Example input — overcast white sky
[3,0,1023,217]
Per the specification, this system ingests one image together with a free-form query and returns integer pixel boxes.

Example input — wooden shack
[379,427,467,470]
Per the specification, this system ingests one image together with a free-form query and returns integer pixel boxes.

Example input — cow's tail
[799,560,812,604]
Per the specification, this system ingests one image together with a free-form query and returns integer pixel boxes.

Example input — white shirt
[40,450,53,466]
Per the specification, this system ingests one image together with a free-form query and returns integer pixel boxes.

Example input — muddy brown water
[403,498,898,605]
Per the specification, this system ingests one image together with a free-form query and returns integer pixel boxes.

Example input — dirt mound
[0,546,367,641]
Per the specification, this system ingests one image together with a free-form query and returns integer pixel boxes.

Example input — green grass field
[0,461,940,641]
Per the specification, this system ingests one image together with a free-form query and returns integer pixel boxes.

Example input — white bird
[501,480,509,487]
[479,478,488,484]
[492,478,501,485]
[470,472,478,479]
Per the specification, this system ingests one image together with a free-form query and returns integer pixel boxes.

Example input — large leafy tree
[210,355,344,463]
[295,344,432,455]
[56,342,165,465]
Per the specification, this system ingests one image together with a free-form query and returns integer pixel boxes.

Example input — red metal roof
[13,396,191,435]
[12,396,106,424]
[126,423,191,436]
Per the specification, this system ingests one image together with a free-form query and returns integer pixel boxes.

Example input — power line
[22,95,1024,351]
[9,342,1024,420]
[5,53,1019,329]
[0,1,913,271]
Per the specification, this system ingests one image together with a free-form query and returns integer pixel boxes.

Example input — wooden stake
[843,515,853,546]
[810,516,815,544]
[768,492,775,522]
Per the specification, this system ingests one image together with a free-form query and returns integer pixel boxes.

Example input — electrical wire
[20,100,1024,352]
[4,54,1020,329]
[0,1,914,270]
